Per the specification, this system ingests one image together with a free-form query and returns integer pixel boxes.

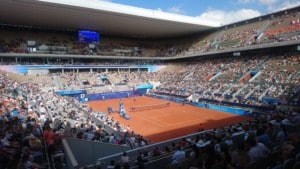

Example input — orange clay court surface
[88,96,252,142]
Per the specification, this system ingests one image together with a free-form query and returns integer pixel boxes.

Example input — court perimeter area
[88,96,252,142]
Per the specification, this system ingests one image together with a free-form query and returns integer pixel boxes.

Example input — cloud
[237,0,255,4]
[155,8,163,12]
[167,6,186,15]
[196,8,262,26]
[258,0,279,11]
[259,0,278,6]
[257,0,300,12]
[272,0,300,11]
[154,6,186,15]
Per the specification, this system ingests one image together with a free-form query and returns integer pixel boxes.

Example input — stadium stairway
[53,75,63,90]
[244,20,273,45]
[258,86,269,101]
[212,87,221,96]
[182,72,194,81]
[244,85,259,99]
[256,20,273,43]
[232,84,248,98]
[75,74,85,88]
[209,72,222,81]
[249,71,262,82]
[211,30,226,49]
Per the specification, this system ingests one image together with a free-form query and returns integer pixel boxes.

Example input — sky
[99,0,300,26]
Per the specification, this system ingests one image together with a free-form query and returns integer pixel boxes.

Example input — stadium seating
[0,7,300,58]
[0,5,300,169]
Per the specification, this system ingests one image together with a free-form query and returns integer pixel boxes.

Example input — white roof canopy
[0,0,217,38]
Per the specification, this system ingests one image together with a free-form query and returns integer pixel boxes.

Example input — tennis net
[130,102,170,112]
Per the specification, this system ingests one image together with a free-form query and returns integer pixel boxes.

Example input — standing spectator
[63,122,72,137]
[44,127,56,155]
[109,133,115,144]
[86,129,95,141]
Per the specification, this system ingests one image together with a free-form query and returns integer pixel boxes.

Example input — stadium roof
[0,0,218,38]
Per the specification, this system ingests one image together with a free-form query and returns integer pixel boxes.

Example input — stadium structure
[0,0,300,169]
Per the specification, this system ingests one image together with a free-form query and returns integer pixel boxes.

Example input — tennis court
[88,96,251,142]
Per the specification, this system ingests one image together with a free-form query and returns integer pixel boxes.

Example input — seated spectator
[189,144,202,168]
[171,145,186,164]
[0,144,13,169]
[106,160,115,169]
[277,124,289,145]
[282,143,296,161]
[256,127,272,148]
[136,154,146,169]
[179,138,188,147]
[120,151,129,165]
[152,146,161,157]
[220,143,232,168]
[245,136,271,163]
[122,163,130,169]
[113,162,122,169]
[24,153,41,169]
[230,144,250,169]
[288,132,300,155]
[204,143,220,169]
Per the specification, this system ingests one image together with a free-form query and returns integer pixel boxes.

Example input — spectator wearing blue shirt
[256,127,272,148]
[11,108,19,117]
[171,145,186,164]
